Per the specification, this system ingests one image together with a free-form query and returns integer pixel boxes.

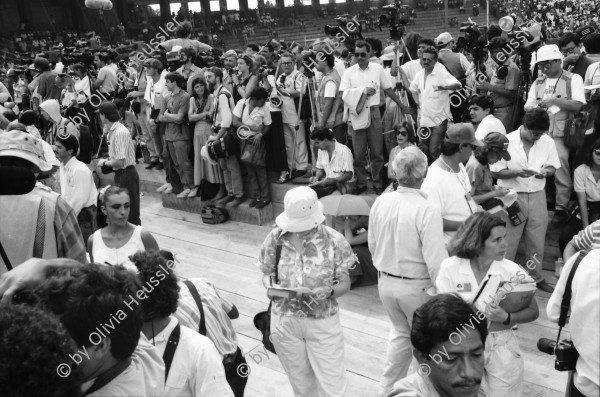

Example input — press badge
[457,283,472,292]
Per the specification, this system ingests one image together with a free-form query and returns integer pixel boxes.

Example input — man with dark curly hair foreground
[0,304,82,397]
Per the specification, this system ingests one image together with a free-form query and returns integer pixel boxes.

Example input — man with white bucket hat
[525,44,586,224]
[256,186,356,397]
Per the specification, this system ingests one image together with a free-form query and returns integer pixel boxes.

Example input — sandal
[275,172,290,184]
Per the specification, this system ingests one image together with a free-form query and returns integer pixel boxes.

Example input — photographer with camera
[315,51,345,143]
[545,248,600,397]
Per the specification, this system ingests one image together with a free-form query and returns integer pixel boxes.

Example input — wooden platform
[139,192,570,397]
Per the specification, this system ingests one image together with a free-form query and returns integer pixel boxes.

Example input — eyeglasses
[560,47,578,56]
[538,60,557,69]
[354,52,368,58]
[396,129,408,136]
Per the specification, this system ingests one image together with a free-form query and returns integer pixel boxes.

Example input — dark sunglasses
[396,129,408,136]
[354,52,368,58]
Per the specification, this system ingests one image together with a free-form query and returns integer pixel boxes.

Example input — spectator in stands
[369,146,448,395]
[92,52,118,96]
[33,263,165,396]
[206,67,244,207]
[132,251,234,396]
[422,123,482,243]
[54,130,98,245]
[257,186,355,397]
[559,139,600,254]
[34,57,61,101]
[479,37,521,131]
[525,44,586,224]
[437,212,539,396]
[97,101,141,225]
[232,87,272,208]
[341,41,412,195]
[0,130,86,270]
[410,47,461,162]
[469,94,506,140]
[559,31,594,80]
[388,294,488,397]
[0,304,82,397]
[157,72,193,199]
[491,108,561,293]
[309,127,354,198]
[548,248,600,397]
[275,53,309,183]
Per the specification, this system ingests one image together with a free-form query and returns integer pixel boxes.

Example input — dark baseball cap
[483,132,511,161]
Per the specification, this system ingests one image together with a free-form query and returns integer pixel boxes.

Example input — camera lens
[537,338,557,355]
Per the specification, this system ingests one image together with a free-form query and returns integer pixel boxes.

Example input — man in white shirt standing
[410,47,462,162]
[340,40,412,195]
[491,108,562,293]
[400,39,437,86]
[54,131,98,244]
[469,94,506,140]
[369,146,448,396]
[92,52,118,96]
[525,44,586,224]
[547,249,600,397]
[422,123,483,244]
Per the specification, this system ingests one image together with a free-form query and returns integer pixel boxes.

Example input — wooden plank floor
[139,193,569,397]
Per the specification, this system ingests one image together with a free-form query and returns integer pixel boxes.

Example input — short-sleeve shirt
[315,141,354,180]
[466,155,494,196]
[474,114,506,140]
[339,62,392,107]
[572,220,600,253]
[574,164,600,202]
[233,98,272,129]
[97,65,118,94]
[164,90,191,141]
[255,225,357,319]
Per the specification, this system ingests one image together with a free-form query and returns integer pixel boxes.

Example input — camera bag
[200,205,228,225]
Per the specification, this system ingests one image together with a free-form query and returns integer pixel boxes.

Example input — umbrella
[319,194,375,217]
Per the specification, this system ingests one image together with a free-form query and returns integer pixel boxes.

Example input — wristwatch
[503,312,511,325]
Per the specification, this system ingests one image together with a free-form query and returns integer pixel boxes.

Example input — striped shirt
[316,140,354,180]
[573,220,600,253]
[107,121,136,169]
[174,278,238,356]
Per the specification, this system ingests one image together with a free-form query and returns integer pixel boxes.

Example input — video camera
[537,338,579,371]
[458,19,488,68]
[378,3,410,41]
[324,15,363,41]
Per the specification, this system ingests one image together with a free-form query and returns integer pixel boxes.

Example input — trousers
[219,155,244,198]
[484,329,524,397]
[283,123,308,172]
[378,274,433,396]
[553,136,572,211]
[137,107,159,159]
[166,140,194,189]
[349,107,384,188]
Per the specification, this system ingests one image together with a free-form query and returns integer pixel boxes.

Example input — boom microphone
[0,167,37,195]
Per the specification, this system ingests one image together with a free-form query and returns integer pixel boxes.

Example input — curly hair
[131,251,180,320]
[175,21,193,38]
[473,145,501,166]
[0,304,82,397]
[448,212,506,259]
[34,264,143,360]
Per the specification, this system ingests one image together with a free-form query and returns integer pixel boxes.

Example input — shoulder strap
[562,71,572,99]
[558,251,588,328]
[162,324,181,382]
[183,279,206,336]
[83,357,132,396]
[275,243,282,284]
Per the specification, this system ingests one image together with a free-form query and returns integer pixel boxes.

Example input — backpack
[201,205,228,224]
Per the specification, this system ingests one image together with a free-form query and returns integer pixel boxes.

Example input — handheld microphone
[0,167,36,195]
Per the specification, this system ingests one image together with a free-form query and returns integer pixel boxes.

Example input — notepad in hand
[497,282,537,313]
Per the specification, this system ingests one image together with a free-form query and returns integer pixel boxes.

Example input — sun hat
[445,123,484,146]
[0,131,51,172]
[535,44,563,64]
[435,32,454,46]
[483,132,511,161]
[275,186,325,233]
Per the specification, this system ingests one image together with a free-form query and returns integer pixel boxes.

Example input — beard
[207,82,215,92]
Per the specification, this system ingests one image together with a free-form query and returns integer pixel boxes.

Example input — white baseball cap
[435,32,453,46]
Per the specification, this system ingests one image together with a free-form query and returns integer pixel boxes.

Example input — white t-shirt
[233,98,272,129]
[323,80,337,97]
[475,114,506,140]
[97,65,118,94]
[421,162,479,244]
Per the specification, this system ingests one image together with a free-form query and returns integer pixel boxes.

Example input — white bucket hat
[200,145,218,165]
[535,44,563,64]
[275,187,325,233]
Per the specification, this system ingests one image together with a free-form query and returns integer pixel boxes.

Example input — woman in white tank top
[88,186,159,270]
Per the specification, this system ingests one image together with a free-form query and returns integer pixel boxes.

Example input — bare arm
[141,229,159,252]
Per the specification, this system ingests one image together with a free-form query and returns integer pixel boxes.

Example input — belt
[379,271,429,280]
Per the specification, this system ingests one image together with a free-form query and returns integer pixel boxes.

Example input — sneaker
[536,280,555,293]
[177,189,191,199]
[228,197,246,208]
[249,198,260,208]
[218,195,235,205]
[255,199,271,209]
[156,183,170,193]
[276,171,290,184]
[187,187,198,198]
[145,160,160,170]
[163,184,173,194]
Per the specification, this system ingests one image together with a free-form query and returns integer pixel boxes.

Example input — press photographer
[545,249,600,397]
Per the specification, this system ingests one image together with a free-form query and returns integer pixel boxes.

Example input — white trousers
[378,275,434,397]
[283,123,308,172]
[270,313,348,397]
[484,329,524,397]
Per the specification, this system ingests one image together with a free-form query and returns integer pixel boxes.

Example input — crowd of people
[1,4,600,397]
